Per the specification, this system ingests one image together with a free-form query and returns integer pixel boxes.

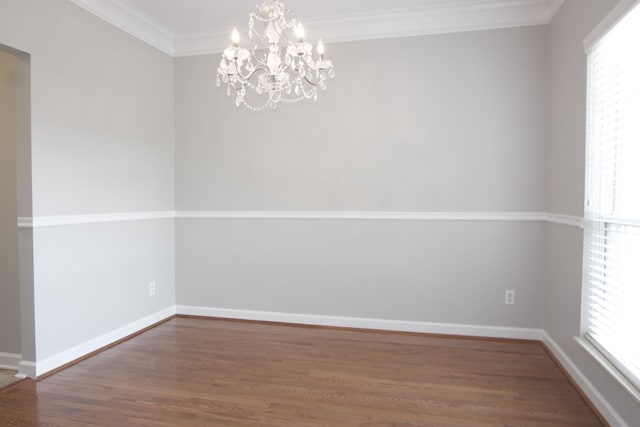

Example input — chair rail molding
[17,210,583,228]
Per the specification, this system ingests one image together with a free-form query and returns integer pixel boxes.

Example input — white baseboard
[542,332,628,427]
[30,306,176,379]
[176,305,543,340]
[0,352,21,370]
[17,360,36,379]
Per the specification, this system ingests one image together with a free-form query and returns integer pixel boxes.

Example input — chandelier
[216,1,335,111]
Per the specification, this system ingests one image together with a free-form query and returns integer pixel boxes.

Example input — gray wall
[175,27,547,328]
[0,0,176,365]
[545,0,640,424]
[0,47,22,356]
[177,29,545,212]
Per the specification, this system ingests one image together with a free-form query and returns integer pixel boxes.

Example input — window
[583,0,640,391]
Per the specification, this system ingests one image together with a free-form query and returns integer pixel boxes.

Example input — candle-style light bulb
[295,22,305,41]
[231,27,240,45]
[317,39,325,56]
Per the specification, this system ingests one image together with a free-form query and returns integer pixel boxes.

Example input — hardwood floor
[0,317,604,426]
[0,369,20,389]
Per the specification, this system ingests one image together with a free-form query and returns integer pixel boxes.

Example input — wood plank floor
[0,369,20,389]
[0,317,603,426]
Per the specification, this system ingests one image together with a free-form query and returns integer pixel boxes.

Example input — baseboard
[176,305,543,340]
[17,361,35,379]
[30,306,176,379]
[542,332,628,427]
[0,352,21,370]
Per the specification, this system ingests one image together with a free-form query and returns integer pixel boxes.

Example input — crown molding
[68,0,564,58]
[304,0,564,43]
[68,0,175,56]
[174,30,230,58]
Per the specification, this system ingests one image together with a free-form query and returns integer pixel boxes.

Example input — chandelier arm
[287,60,326,87]
[298,81,316,99]
[289,65,321,87]
[246,45,271,69]
[233,64,265,82]
[226,78,244,92]
[302,74,320,87]
[252,52,269,68]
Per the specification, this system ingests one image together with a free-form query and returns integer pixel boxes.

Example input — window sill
[575,336,640,404]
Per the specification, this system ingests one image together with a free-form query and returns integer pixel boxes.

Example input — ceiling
[69,0,564,57]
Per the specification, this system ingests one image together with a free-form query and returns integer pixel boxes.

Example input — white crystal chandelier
[216,1,335,111]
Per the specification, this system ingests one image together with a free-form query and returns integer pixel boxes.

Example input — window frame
[580,0,640,401]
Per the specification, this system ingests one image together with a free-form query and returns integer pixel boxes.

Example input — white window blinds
[583,1,640,391]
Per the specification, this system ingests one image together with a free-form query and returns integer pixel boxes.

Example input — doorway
[0,43,32,375]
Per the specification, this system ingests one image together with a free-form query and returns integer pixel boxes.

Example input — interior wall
[0,0,176,371]
[0,47,22,358]
[175,26,547,329]
[545,0,640,425]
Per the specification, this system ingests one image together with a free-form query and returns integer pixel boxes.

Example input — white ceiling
[69,0,564,57]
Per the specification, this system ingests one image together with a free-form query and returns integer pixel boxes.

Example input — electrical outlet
[149,281,156,296]
[505,290,515,305]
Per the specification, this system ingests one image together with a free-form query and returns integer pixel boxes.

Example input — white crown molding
[546,0,565,23]
[175,0,565,56]
[305,0,563,43]
[18,210,585,228]
[177,305,544,341]
[68,0,565,58]
[68,0,175,56]
[174,30,230,58]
